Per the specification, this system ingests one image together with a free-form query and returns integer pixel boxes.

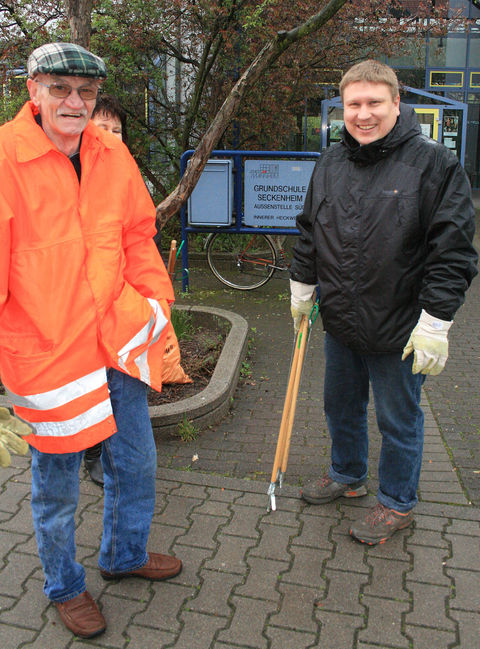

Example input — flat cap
[27,42,107,79]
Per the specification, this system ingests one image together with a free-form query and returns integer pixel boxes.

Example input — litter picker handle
[269,316,306,484]
[167,239,177,278]
[281,316,309,474]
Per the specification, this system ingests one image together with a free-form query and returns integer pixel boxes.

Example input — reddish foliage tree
[0,1,457,226]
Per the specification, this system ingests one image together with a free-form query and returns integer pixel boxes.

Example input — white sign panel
[244,159,315,228]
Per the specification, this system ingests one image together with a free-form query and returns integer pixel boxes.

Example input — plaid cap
[27,42,107,79]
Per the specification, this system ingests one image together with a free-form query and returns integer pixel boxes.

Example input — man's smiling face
[27,74,99,155]
[342,81,400,145]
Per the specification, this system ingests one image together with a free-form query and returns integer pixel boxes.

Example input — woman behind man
[92,94,127,142]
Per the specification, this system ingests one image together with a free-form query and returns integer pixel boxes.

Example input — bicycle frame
[238,237,285,271]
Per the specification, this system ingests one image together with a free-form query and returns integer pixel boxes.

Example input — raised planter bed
[0,306,249,441]
[150,305,248,438]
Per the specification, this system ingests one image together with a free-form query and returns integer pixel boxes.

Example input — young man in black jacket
[290,60,477,545]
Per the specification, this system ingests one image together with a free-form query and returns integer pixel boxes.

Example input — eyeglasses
[33,79,99,101]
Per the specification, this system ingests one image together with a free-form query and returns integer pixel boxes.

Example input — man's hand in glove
[0,407,31,468]
[402,309,452,376]
[290,279,316,332]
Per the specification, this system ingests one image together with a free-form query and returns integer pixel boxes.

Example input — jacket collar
[12,101,115,163]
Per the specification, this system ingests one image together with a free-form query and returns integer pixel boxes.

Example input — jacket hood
[342,102,422,165]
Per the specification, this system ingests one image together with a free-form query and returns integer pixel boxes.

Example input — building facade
[302,0,480,188]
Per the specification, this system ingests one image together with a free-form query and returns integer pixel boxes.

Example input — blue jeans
[324,333,426,512]
[30,369,157,602]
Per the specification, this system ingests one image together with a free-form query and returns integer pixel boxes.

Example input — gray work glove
[0,407,31,468]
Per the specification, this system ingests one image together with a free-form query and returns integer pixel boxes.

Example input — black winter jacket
[290,104,478,353]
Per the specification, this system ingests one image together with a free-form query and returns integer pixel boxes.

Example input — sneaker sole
[349,515,414,545]
[301,484,368,505]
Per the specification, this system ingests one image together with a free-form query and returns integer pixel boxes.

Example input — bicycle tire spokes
[275,248,290,270]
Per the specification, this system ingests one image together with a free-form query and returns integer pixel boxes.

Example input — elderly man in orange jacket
[0,42,182,638]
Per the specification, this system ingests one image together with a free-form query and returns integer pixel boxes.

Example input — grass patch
[170,307,194,341]
[176,415,199,443]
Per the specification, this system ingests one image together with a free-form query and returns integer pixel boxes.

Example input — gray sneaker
[349,503,414,545]
[301,475,367,505]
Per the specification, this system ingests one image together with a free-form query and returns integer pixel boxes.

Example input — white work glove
[402,309,452,376]
[0,407,31,468]
[290,279,316,332]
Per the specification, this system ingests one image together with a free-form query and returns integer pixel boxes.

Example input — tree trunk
[64,0,94,48]
[156,0,348,228]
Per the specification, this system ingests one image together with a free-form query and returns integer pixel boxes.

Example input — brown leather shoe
[100,552,182,581]
[55,591,106,638]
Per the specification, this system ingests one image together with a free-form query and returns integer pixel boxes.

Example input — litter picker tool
[267,303,319,511]
[167,239,177,280]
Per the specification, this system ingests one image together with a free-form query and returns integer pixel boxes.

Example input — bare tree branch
[156,0,349,227]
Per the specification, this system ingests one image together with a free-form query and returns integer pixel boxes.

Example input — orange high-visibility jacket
[0,101,174,453]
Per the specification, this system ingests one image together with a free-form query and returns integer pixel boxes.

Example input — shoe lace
[318,475,332,487]
[366,503,388,526]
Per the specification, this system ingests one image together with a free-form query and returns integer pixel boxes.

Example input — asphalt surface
[1,207,479,648]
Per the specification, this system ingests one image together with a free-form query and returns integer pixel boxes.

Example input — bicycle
[205,232,296,290]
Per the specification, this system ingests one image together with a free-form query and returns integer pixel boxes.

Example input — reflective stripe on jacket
[6,368,114,454]
[0,101,174,452]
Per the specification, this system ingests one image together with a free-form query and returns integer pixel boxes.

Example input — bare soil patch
[147,326,226,406]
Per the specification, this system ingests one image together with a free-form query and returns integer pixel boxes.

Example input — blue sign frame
[179,150,320,291]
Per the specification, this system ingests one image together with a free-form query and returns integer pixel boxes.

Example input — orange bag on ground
[161,239,191,384]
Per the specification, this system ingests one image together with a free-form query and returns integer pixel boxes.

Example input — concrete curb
[150,305,249,437]
[0,306,249,440]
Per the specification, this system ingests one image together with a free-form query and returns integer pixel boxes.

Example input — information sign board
[187,159,232,226]
[244,159,315,228]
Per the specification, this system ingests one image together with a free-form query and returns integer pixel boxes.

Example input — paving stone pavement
[1,230,479,648]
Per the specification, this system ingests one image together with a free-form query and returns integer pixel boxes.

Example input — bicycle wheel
[206,232,277,290]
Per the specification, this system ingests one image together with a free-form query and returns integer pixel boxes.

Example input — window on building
[448,0,471,17]
[428,35,467,66]
[431,70,464,86]
[471,72,480,88]
[469,34,480,67]
[396,69,426,89]
[388,38,426,68]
